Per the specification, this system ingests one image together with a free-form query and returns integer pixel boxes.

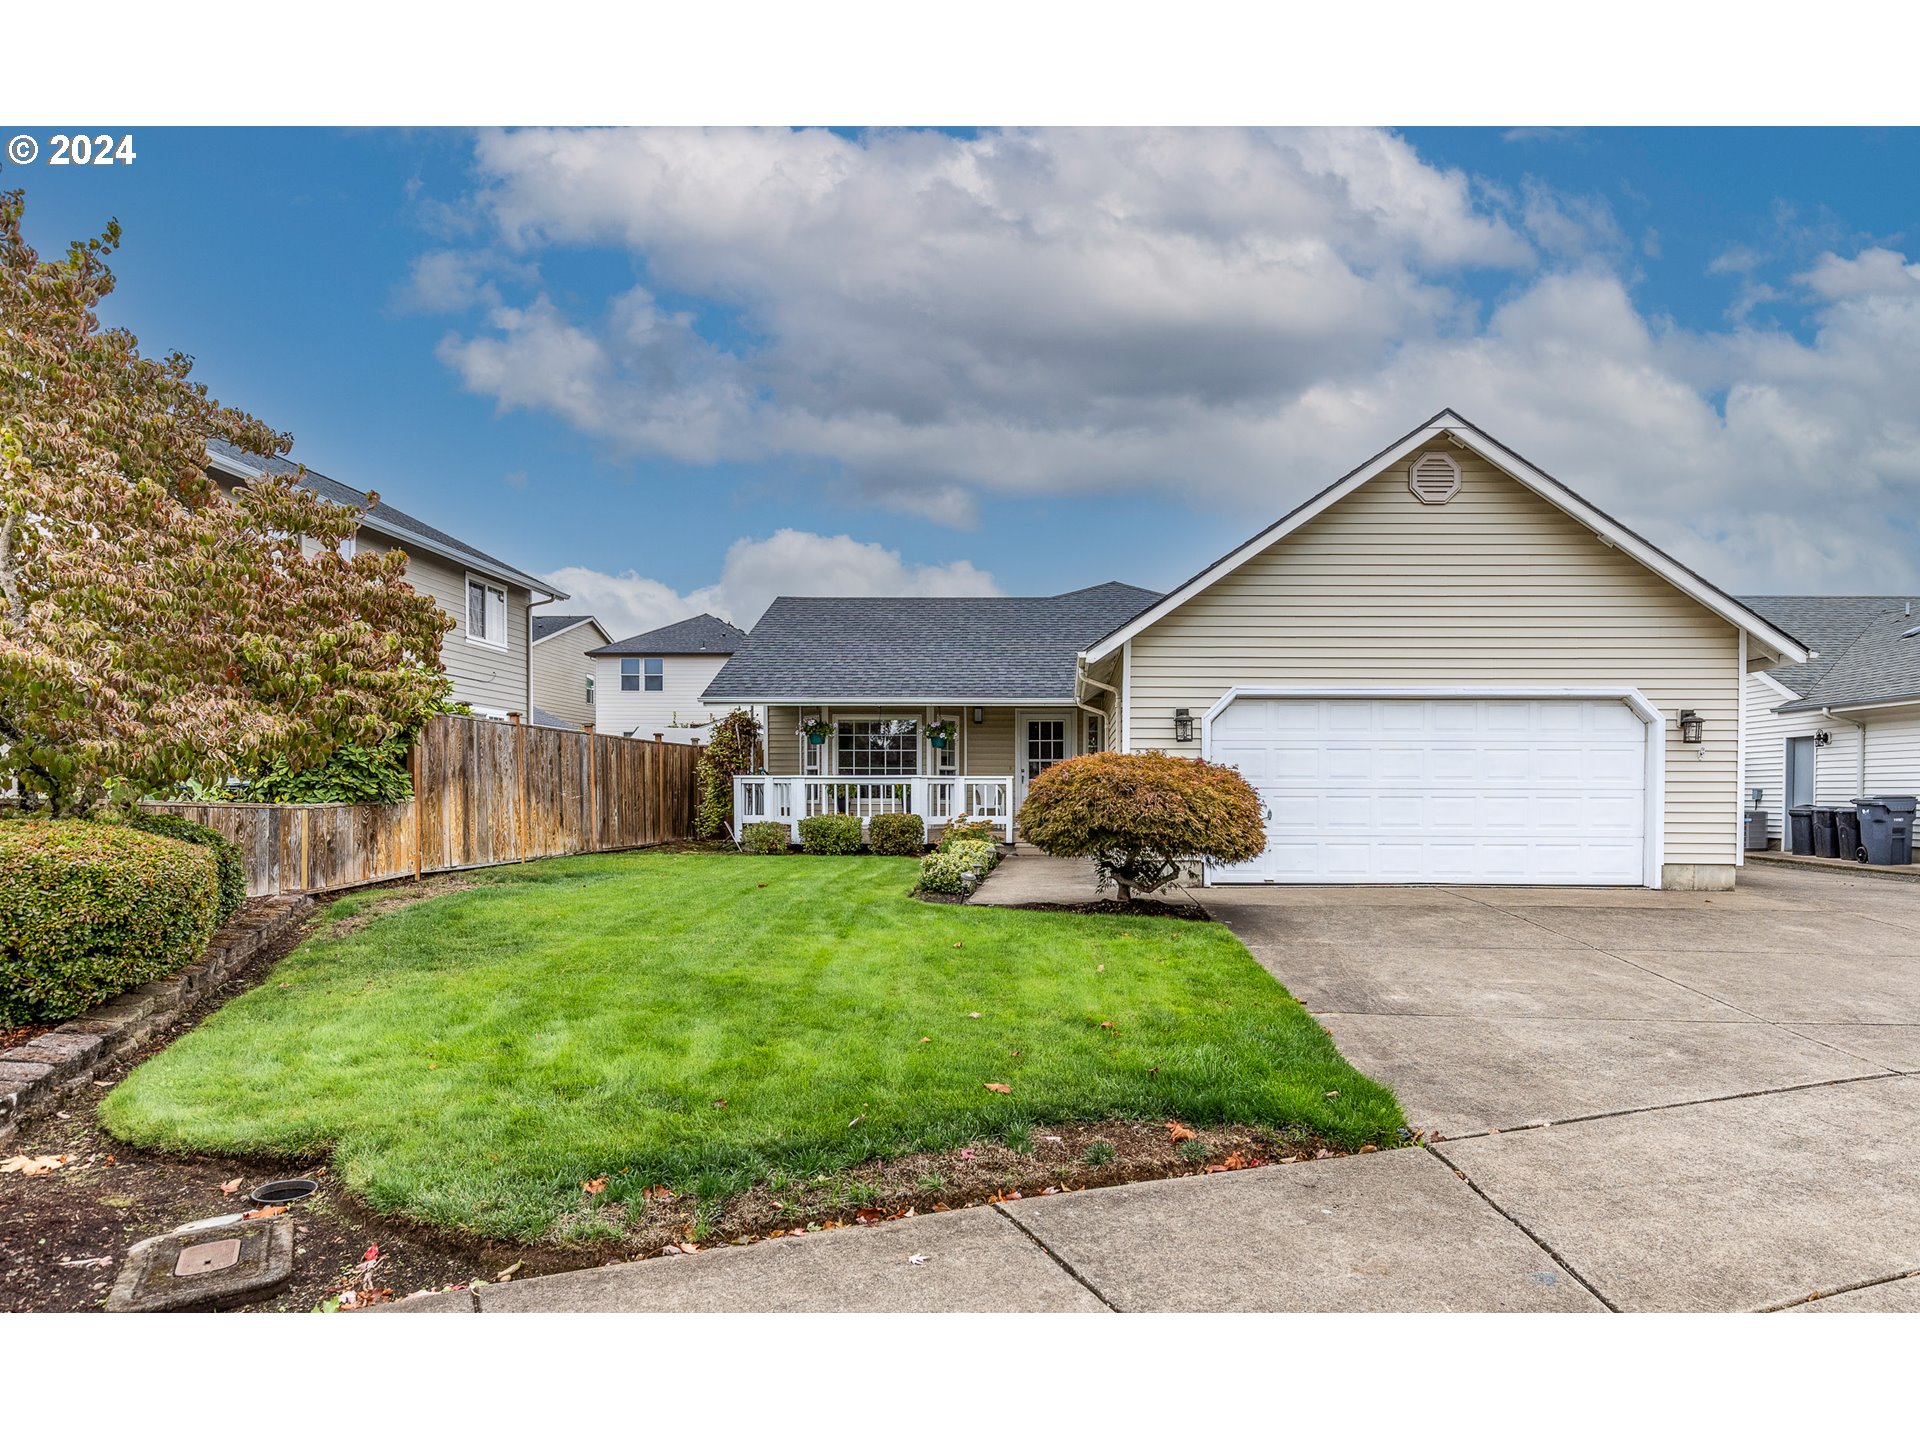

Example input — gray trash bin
[1856,795,1917,866]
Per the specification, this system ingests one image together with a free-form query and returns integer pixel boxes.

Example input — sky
[10,126,1920,639]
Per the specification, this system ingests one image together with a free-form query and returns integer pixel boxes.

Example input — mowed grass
[100,853,1403,1241]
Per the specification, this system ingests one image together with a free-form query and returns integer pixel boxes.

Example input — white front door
[1017,712,1072,809]
[1208,695,1649,885]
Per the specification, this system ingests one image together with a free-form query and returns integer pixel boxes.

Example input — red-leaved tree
[0,190,452,814]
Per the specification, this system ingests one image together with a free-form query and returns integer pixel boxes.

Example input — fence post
[583,723,597,854]
[509,712,528,862]
[411,724,424,880]
[300,807,312,894]
[653,734,665,844]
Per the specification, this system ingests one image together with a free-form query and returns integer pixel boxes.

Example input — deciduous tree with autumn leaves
[0,190,451,815]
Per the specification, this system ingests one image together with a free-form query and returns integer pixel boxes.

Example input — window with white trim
[643,658,664,691]
[837,719,919,776]
[620,658,640,691]
[466,577,507,649]
[1085,714,1103,754]
[585,675,595,705]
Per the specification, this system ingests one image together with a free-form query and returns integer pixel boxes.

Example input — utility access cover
[174,1237,243,1276]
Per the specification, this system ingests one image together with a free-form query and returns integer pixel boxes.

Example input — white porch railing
[733,775,1016,844]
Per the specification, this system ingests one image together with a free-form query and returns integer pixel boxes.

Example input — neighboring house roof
[532,613,611,646]
[529,706,580,730]
[702,583,1161,703]
[1081,409,1810,668]
[205,438,565,600]
[589,613,748,657]
[1739,596,1920,712]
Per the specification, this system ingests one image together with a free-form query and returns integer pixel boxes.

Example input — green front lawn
[100,853,1402,1241]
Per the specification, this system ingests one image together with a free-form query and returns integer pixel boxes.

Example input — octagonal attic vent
[1408,451,1462,504]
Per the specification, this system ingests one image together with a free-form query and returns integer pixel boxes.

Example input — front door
[1017,713,1071,809]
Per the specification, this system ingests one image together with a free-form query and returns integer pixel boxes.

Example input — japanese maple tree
[0,190,452,814]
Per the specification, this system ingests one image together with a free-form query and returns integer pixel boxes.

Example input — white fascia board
[698,696,1077,707]
[531,617,610,647]
[1084,411,1810,667]
[1750,669,1802,703]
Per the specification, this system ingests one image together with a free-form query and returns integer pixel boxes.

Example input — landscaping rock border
[0,894,311,1148]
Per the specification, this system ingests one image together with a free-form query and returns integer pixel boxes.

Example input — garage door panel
[1210,696,1648,885]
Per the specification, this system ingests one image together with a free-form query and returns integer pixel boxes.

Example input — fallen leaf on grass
[1324,1089,1339,1098]
[848,1114,864,1128]
[582,1176,608,1195]
[967,1011,981,1019]
[2,1154,71,1177]
[219,1177,243,1195]
[1096,964,1105,972]
[952,942,963,949]
[1099,1020,1115,1030]
[711,1098,728,1109]
[958,1148,976,1160]
[983,1082,1012,1094]
[919,1036,932,1044]
[1167,1120,1197,1143]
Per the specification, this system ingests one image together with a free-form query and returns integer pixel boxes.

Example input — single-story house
[205,440,565,719]
[588,613,750,743]
[529,613,613,728]
[1736,595,1920,847]
[707,410,1809,889]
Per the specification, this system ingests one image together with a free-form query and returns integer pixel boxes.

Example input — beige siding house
[206,441,564,718]
[711,411,1808,887]
[589,614,750,743]
[1737,596,1920,852]
[529,615,612,728]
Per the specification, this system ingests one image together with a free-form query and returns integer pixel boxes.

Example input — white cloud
[423,127,1920,590]
[550,528,1000,639]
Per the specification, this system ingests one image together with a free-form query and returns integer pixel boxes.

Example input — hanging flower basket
[799,720,833,745]
[926,720,958,750]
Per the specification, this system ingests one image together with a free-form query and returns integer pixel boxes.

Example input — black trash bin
[1811,805,1840,858]
[1857,795,1918,866]
[1836,806,1862,863]
[1788,805,1815,856]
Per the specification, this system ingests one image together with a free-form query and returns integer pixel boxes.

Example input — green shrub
[0,821,220,1026]
[126,812,246,923]
[867,813,925,856]
[938,817,999,851]
[741,821,791,854]
[1017,750,1264,899]
[917,838,999,895]
[798,814,862,855]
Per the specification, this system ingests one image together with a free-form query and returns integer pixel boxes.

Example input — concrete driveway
[1200,862,1920,1311]
[391,864,1920,1314]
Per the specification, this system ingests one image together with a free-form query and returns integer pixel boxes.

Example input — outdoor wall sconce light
[971,706,985,725]
[1173,708,1194,743]
[1678,710,1704,745]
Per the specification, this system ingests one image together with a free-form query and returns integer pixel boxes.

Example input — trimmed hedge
[867,813,925,856]
[0,821,221,1026]
[798,814,863,855]
[918,836,1001,895]
[127,812,246,923]
[741,821,791,855]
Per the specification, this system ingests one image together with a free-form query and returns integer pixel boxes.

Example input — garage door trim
[1199,685,1667,889]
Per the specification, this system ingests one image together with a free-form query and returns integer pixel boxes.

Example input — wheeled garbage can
[1856,796,1917,866]
[1788,806,1815,856]
[1811,806,1840,858]
[1835,806,1862,863]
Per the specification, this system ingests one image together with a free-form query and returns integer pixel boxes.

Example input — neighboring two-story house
[205,440,565,718]
[587,614,749,743]
[529,613,613,728]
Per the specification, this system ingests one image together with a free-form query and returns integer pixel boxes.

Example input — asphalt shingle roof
[207,438,562,599]
[702,583,1160,703]
[532,614,602,644]
[590,613,748,657]
[1739,595,1920,711]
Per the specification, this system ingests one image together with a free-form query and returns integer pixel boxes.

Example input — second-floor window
[620,658,665,692]
[466,577,507,649]
[586,675,595,705]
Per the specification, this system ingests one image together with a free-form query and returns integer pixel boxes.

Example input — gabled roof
[529,706,581,730]
[1081,410,1810,668]
[1739,596,1920,712]
[702,583,1159,704]
[589,613,748,657]
[206,438,564,600]
[532,613,610,646]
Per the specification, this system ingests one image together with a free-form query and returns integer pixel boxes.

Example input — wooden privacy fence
[144,713,703,897]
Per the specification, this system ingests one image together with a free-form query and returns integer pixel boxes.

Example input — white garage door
[1209,696,1647,885]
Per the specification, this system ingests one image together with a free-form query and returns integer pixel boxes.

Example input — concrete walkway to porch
[965,850,1207,909]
